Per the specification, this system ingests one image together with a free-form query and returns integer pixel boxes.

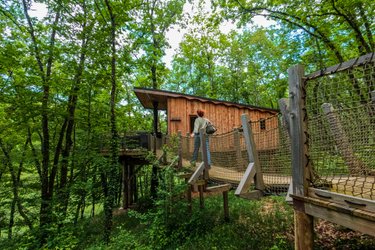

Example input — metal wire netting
[305,58,375,200]
[180,114,292,195]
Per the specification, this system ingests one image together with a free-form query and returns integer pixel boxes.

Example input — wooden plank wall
[167,98,278,150]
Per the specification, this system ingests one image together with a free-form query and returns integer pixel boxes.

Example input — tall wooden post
[185,176,192,214]
[322,103,366,175]
[278,98,291,137]
[123,158,129,209]
[241,114,265,190]
[223,190,229,221]
[178,131,182,169]
[152,101,158,153]
[234,128,243,168]
[151,101,159,198]
[186,132,190,158]
[129,163,134,205]
[162,135,167,164]
[288,64,313,250]
[122,159,127,209]
[200,128,209,182]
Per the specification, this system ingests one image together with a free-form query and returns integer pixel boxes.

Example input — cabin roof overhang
[133,87,279,113]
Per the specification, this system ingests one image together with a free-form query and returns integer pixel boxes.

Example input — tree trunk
[103,0,118,243]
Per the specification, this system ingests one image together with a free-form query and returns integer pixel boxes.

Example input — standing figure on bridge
[190,109,211,167]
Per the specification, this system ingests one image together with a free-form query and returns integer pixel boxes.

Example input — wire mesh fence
[304,54,375,200]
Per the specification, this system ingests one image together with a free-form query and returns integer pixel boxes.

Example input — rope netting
[304,55,375,200]
[179,113,292,195]
[250,115,292,194]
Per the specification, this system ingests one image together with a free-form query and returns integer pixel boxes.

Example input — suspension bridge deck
[182,159,375,200]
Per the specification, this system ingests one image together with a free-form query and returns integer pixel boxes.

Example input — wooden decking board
[182,158,375,200]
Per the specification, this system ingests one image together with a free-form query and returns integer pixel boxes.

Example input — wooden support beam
[199,184,204,209]
[293,194,375,237]
[294,210,314,250]
[178,131,182,169]
[129,163,134,205]
[233,129,243,168]
[289,64,309,197]
[188,162,205,184]
[308,188,375,213]
[235,162,256,195]
[186,132,190,156]
[122,160,127,209]
[278,98,292,138]
[206,184,232,193]
[322,103,367,175]
[288,64,313,249]
[241,114,265,190]
[187,183,192,214]
[162,135,167,164]
[223,191,229,222]
[152,101,158,153]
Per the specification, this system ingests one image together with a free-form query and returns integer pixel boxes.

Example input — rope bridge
[305,54,375,200]
[176,113,292,195]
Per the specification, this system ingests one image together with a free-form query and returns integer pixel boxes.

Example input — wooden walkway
[182,159,291,186]
[182,159,375,200]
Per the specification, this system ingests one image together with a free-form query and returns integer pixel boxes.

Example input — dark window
[190,115,198,133]
[260,119,266,130]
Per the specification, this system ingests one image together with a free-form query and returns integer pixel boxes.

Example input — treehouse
[133,87,278,136]
[134,87,280,152]
[108,88,280,210]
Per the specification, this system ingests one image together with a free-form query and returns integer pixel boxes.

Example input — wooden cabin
[133,87,279,137]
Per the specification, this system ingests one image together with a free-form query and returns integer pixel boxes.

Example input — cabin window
[189,115,198,133]
[260,118,266,130]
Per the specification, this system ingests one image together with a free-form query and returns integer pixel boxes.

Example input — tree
[217,0,374,64]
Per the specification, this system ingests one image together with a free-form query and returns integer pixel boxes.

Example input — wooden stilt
[199,184,204,209]
[223,190,229,222]
[122,161,127,209]
[294,210,313,250]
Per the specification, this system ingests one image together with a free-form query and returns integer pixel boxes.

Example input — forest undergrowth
[2,192,375,249]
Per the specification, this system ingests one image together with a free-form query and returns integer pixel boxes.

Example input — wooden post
[223,190,229,222]
[133,168,138,203]
[178,131,182,169]
[129,164,135,205]
[186,181,192,214]
[233,128,243,168]
[200,128,209,182]
[128,162,133,205]
[186,132,190,157]
[288,64,313,250]
[241,114,265,190]
[322,103,366,175]
[279,98,293,202]
[199,184,204,209]
[152,101,158,153]
[122,160,127,209]
[295,210,314,250]
[123,159,129,209]
[161,135,166,164]
[278,98,291,137]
